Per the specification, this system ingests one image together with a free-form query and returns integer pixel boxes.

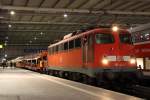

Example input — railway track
[100,84,150,99]
[131,85,150,99]
[76,76,150,99]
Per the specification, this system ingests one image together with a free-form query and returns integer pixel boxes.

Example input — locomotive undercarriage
[40,67,143,86]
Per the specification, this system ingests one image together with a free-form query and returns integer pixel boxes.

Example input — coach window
[64,42,68,50]
[95,33,114,44]
[69,40,74,49]
[75,38,81,48]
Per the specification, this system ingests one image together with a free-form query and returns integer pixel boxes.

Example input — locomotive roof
[48,28,128,48]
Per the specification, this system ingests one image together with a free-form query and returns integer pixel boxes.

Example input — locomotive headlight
[112,26,118,32]
[130,58,136,64]
[102,58,108,65]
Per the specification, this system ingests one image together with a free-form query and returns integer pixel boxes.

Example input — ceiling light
[5,54,7,58]
[63,13,68,18]
[8,24,12,28]
[29,41,32,43]
[4,42,7,46]
[10,10,15,15]
[0,16,4,19]
[0,45,3,48]
[40,32,43,35]
[34,37,37,40]
[5,36,9,39]
[2,58,6,61]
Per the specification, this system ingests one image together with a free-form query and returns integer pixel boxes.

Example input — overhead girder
[1,5,150,16]
[1,21,91,26]
[7,43,49,46]
[0,29,73,33]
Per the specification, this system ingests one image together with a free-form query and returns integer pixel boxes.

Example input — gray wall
[0,45,48,61]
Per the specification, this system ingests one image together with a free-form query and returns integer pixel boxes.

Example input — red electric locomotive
[47,27,141,83]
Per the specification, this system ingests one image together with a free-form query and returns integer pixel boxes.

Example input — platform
[0,67,142,100]
[143,71,150,76]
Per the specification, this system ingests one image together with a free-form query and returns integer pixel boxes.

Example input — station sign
[24,48,47,53]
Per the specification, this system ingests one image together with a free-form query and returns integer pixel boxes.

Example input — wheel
[71,73,82,82]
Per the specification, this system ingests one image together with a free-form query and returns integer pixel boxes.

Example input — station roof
[0,0,150,46]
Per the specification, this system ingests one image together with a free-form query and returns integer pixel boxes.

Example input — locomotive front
[94,27,141,81]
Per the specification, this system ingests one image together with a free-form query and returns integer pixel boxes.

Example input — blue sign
[24,48,47,53]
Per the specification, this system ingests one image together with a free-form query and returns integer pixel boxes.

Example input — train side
[17,51,48,72]
[47,28,140,81]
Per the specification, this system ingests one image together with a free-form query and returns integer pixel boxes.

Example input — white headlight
[102,58,108,65]
[130,58,136,64]
[112,26,118,32]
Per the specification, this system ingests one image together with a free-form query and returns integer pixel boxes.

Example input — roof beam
[127,2,146,10]
[24,0,29,6]
[94,0,111,9]
[10,0,14,5]
[136,4,150,11]
[38,0,46,7]
[1,21,91,26]
[7,44,49,46]
[1,5,150,16]
[0,29,73,33]
[117,0,150,2]
[51,0,60,8]
[76,0,90,9]
[64,0,76,8]
[116,1,136,10]
[104,0,124,10]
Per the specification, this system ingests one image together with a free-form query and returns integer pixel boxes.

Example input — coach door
[82,34,94,67]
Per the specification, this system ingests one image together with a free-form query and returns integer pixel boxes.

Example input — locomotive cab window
[55,45,58,52]
[75,38,81,48]
[95,33,114,44]
[48,48,51,54]
[52,47,55,53]
[64,42,68,50]
[119,34,132,44]
[69,40,74,49]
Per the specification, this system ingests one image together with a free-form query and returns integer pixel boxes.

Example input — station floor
[0,67,142,100]
[143,71,150,76]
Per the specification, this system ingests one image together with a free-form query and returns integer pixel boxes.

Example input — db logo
[117,56,123,61]
[135,49,139,53]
